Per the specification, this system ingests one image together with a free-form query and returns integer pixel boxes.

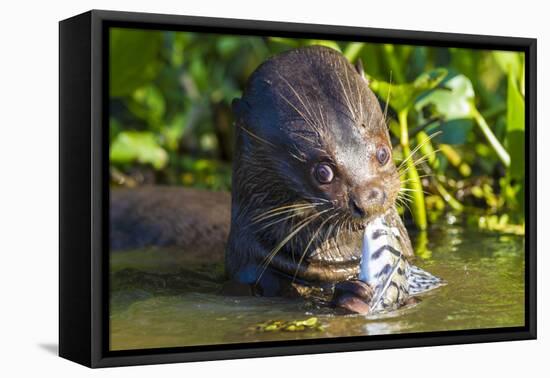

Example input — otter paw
[331,280,374,314]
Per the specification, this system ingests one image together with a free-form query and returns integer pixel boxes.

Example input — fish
[359,216,444,314]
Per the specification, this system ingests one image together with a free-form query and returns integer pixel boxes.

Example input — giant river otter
[111,45,420,313]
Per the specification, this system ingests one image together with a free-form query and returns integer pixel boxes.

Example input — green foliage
[110,130,168,169]
[415,74,510,165]
[506,65,526,179]
[371,69,447,112]
[416,74,475,121]
[109,28,525,233]
[110,29,163,97]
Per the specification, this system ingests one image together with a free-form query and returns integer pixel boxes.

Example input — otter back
[110,186,230,262]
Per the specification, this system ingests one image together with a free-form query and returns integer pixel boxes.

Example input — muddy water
[109,224,524,351]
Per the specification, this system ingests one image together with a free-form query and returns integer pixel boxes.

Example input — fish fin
[407,264,446,295]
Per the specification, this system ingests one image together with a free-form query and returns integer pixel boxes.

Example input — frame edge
[73,9,537,368]
[59,11,94,368]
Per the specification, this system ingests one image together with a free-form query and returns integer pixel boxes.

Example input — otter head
[229,46,401,285]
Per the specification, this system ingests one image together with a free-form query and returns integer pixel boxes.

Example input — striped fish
[359,216,444,314]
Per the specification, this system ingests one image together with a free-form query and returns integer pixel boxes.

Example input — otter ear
[354,59,369,85]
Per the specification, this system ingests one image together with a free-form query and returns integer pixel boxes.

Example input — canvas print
[108,27,526,351]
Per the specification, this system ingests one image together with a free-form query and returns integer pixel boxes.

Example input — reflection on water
[109,224,525,351]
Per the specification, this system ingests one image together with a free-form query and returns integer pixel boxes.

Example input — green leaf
[506,72,525,179]
[268,37,300,48]
[163,113,187,150]
[433,119,474,145]
[398,111,427,230]
[126,85,166,129]
[472,108,511,167]
[110,131,168,169]
[506,74,525,133]
[343,42,364,62]
[370,69,447,112]
[415,74,475,120]
[307,40,342,52]
[493,51,525,96]
[216,37,242,57]
[415,74,511,165]
[493,51,523,81]
[110,28,163,97]
[381,44,413,83]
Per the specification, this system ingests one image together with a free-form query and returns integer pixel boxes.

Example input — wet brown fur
[226,46,408,294]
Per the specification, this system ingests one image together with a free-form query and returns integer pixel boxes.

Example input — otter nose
[350,198,367,219]
[349,186,387,219]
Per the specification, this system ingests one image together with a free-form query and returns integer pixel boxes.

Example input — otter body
[111,186,230,261]
[111,46,424,313]
[226,46,411,305]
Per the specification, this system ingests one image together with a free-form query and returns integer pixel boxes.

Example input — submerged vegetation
[109,28,525,235]
[255,317,323,332]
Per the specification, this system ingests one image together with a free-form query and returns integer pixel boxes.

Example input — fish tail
[407,264,445,295]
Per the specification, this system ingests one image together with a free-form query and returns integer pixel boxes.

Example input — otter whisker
[257,208,316,231]
[398,149,441,177]
[344,63,359,118]
[279,93,323,137]
[382,71,393,126]
[333,57,358,122]
[335,71,357,123]
[324,214,339,241]
[399,187,418,195]
[399,187,431,196]
[397,195,414,204]
[290,153,306,162]
[290,131,328,155]
[287,136,308,161]
[398,187,416,198]
[396,194,411,207]
[334,216,344,240]
[354,68,365,123]
[397,131,442,170]
[292,212,337,283]
[252,203,321,224]
[397,192,415,203]
[277,73,323,136]
[398,152,433,175]
[292,132,318,145]
[398,157,438,180]
[400,174,433,183]
[398,201,415,220]
[303,196,331,204]
[252,202,318,218]
[398,192,427,203]
[396,196,414,214]
[366,88,374,130]
[256,208,332,284]
[258,211,322,266]
[316,102,330,131]
[239,125,275,148]
[302,85,326,132]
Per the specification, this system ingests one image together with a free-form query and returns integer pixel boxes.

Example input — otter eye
[314,163,334,184]
[376,146,390,166]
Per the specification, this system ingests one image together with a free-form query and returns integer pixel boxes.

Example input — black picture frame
[59,9,537,368]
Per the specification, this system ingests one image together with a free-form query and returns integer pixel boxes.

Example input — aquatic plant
[109,30,525,234]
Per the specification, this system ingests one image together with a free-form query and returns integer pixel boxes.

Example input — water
[109,224,525,351]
